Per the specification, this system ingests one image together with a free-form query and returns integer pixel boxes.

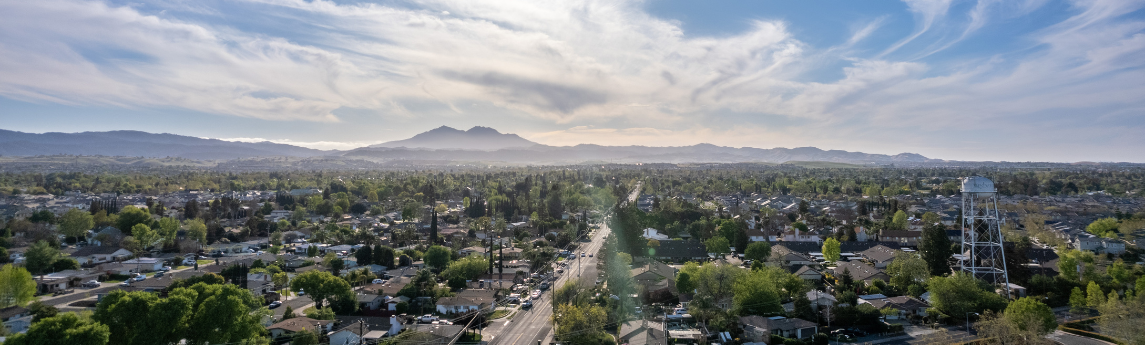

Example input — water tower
[959,176,1010,296]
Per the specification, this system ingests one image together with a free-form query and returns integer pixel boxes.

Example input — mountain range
[0,127,935,164]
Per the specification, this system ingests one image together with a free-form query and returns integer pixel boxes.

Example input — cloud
[0,0,1143,161]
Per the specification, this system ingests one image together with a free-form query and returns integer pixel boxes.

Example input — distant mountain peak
[370,126,538,151]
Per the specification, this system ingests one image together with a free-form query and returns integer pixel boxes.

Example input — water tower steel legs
[960,178,1010,297]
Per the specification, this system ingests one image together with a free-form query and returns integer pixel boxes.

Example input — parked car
[182,258,197,266]
[154,272,165,278]
[530,290,541,299]
[419,315,438,323]
[159,266,172,272]
[120,280,131,287]
[133,275,147,281]
[268,301,282,309]
[522,300,533,309]
[82,280,100,288]
[372,279,385,284]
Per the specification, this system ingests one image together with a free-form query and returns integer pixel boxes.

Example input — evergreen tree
[430,209,439,244]
[919,223,953,276]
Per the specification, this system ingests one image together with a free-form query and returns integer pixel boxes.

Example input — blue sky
[1,0,1144,162]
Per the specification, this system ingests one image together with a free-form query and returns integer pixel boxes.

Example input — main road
[489,183,640,345]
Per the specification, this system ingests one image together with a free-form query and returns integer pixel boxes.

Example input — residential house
[739,316,818,342]
[831,261,890,284]
[651,240,708,262]
[619,320,666,345]
[792,266,823,282]
[1076,237,1126,254]
[121,258,164,272]
[631,259,678,302]
[642,228,670,241]
[69,246,132,266]
[0,306,32,334]
[266,317,334,339]
[880,230,923,246]
[858,245,898,268]
[746,228,769,242]
[770,245,815,267]
[435,289,495,315]
[357,293,386,311]
[859,296,929,319]
[328,320,367,345]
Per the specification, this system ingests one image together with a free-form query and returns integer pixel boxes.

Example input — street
[488,183,638,345]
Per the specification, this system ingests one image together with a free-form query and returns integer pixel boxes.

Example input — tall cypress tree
[430,210,439,244]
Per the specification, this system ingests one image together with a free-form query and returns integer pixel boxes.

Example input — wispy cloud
[0,0,1143,161]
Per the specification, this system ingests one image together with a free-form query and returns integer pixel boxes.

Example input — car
[530,290,541,299]
[159,266,172,272]
[133,275,146,282]
[268,301,282,309]
[595,278,602,285]
[182,258,197,266]
[419,315,438,323]
[581,252,585,257]
[154,272,165,278]
[120,280,131,287]
[588,253,593,257]
[372,279,385,284]
[522,300,533,309]
[556,268,564,274]
[82,280,100,288]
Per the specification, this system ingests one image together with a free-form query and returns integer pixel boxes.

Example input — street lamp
[965,312,978,334]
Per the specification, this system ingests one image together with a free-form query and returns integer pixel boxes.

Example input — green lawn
[489,310,511,319]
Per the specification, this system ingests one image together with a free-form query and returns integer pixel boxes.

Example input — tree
[1057,249,1097,282]
[355,246,373,266]
[553,304,610,345]
[891,210,909,230]
[59,208,94,242]
[1069,287,1086,314]
[1085,218,1120,238]
[180,283,270,345]
[1086,281,1105,308]
[26,300,58,322]
[305,307,335,320]
[424,245,452,271]
[94,289,193,345]
[704,236,730,255]
[919,223,953,276]
[1004,297,1056,335]
[131,224,160,251]
[442,255,490,282]
[926,272,1007,317]
[975,310,1055,345]
[167,273,226,291]
[290,270,353,309]
[744,242,772,262]
[292,330,319,345]
[822,238,841,262]
[3,313,110,345]
[430,209,439,244]
[886,251,928,289]
[51,257,79,272]
[373,245,395,268]
[24,241,59,275]
[273,272,289,289]
[733,269,784,316]
[0,264,36,307]
[156,217,179,247]
[184,219,207,244]
[675,271,695,294]
[115,206,152,236]
[282,305,296,320]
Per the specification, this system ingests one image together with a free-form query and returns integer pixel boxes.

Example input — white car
[372,279,385,284]
[419,315,438,323]
[530,290,541,299]
[182,258,197,266]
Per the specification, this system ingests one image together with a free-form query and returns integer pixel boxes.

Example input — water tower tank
[961,176,995,194]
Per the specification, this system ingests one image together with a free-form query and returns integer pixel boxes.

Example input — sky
[1,0,1144,162]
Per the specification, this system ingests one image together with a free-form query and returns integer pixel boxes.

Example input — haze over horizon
[2,0,1144,162]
